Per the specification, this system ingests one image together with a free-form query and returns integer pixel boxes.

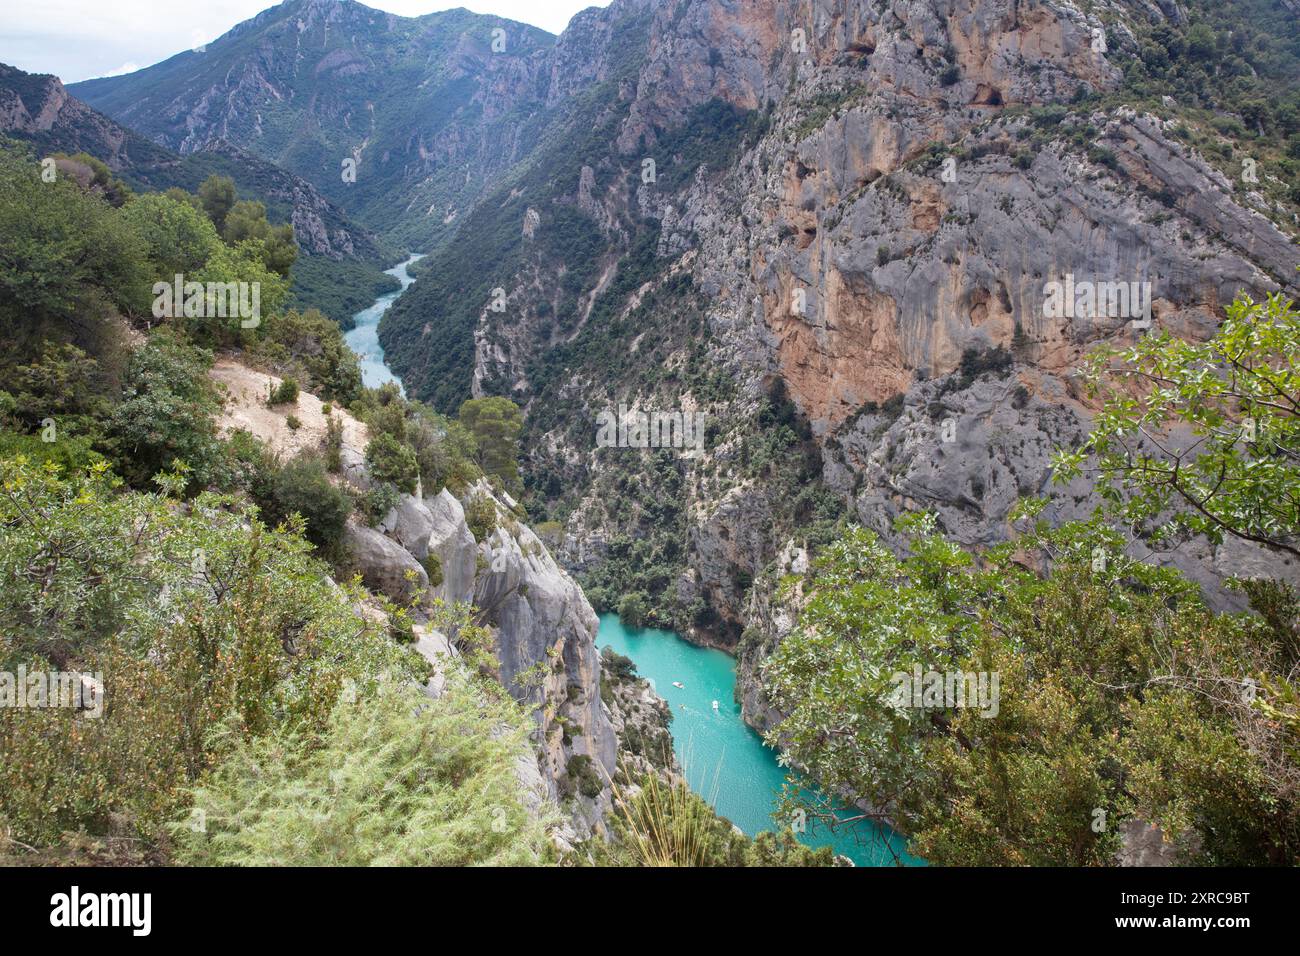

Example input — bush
[268,378,299,406]
[250,309,362,405]
[260,456,352,556]
[365,433,419,493]
[565,754,605,800]
[0,458,414,850]
[617,592,649,628]
[594,774,835,867]
[423,552,444,588]
[465,494,498,542]
[324,415,344,472]
[356,481,400,526]
[105,331,224,490]
[408,411,481,493]
[172,682,555,866]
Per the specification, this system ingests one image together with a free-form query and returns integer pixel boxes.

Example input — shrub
[260,455,352,556]
[0,458,414,850]
[465,494,498,542]
[596,774,835,867]
[565,754,605,800]
[105,331,223,490]
[365,433,419,493]
[356,481,400,526]
[172,682,554,866]
[324,415,344,472]
[423,552,444,588]
[407,410,480,494]
[616,592,649,628]
[268,378,299,406]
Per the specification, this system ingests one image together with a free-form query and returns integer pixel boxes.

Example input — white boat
[711,700,719,711]
[672,681,684,689]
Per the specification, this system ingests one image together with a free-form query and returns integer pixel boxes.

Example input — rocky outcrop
[343,522,428,603]
[599,645,677,783]
[363,480,624,837]
[425,489,479,603]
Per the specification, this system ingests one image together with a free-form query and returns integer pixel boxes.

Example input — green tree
[104,331,224,489]
[458,397,523,494]
[365,432,419,494]
[189,238,290,346]
[407,409,480,494]
[0,144,150,325]
[259,455,352,557]
[1054,292,1300,558]
[119,192,222,278]
[251,308,363,405]
[49,153,132,207]
[197,174,236,233]
[593,773,835,867]
[221,199,297,276]
[616,592,649,628]
[763,512,1300,865]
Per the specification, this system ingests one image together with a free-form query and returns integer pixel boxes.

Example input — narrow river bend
[344,253,424,392]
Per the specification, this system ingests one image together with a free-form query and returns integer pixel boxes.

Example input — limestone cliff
[360,480,625,838]
[377,0,1299,724]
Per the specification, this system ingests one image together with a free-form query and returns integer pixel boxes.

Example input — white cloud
[0,0,610,84]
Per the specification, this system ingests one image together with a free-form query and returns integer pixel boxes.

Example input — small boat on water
[711,700,719,711]
[672,681,684,689]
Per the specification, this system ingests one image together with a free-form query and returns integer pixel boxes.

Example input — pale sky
[0,0,612,84]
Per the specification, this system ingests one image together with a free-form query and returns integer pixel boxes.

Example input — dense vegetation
[4,0,1299,868]
[0,139,553,865]
[766,294,1300,865]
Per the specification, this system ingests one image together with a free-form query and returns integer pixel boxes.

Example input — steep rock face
[343,522,429,602]
[711,107,1295,432]
[0,63,169,170]
[425,489,479,603]
[362,480,622,837]
[370,0,1297,713]
[412,0,1295,650]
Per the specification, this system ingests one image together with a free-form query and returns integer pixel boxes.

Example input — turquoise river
[597,614,920,866]
[349,267,918,867]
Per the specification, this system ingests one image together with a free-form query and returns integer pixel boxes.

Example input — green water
[597,614,921,866]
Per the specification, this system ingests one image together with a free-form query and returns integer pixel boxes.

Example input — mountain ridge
[70,0,563,249]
